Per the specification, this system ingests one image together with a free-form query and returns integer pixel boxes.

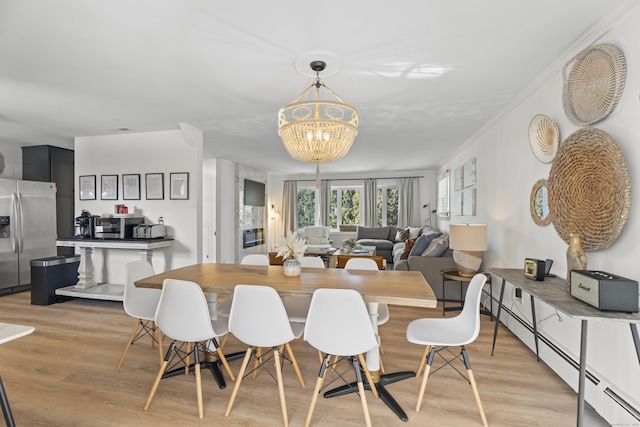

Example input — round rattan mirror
[530,179,551,226]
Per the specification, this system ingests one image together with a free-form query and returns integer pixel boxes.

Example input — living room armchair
[302,226,332,254]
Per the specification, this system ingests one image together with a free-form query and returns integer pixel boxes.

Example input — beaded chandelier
[278,60,358,165]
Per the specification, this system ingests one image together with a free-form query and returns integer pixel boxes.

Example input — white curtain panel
[319,180,330,227]
[363,178,377,226]
[282,180,298,234]
[398,177,419,227]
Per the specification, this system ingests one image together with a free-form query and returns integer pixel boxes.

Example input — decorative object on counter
[100,175,118,200]
[566,233,587,291]
[342,237,358,252]
[562,43,626,126]
[276,231,307,277]
[79,175,96,200]
[145,173,164,200]
[528,115,560,163]
[449,224,487,277]
[169,172,189,200]
[530,179,551,226]
[122,174,141,200]
[548,127,630,251]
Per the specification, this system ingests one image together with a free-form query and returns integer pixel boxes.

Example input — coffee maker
[75,210,98,238]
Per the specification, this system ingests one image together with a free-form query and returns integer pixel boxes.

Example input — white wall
[441,5,640,423]
[75,128,202,285]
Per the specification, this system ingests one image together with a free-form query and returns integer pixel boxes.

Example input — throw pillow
[408,233,438,257]
[400,238,415,260]
[395,228,409,242]
[422,234,449,257]
[408,227,421,240]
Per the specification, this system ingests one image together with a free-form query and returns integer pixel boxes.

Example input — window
[297,187,316,228]
[377,185,398,226]
[329,187,360,228]
[436,171,450,217]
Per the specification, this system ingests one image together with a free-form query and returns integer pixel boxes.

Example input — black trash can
[30,255,80,305]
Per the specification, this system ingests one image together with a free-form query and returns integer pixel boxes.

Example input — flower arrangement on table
[276,231,308,261]
[342,237,360,251]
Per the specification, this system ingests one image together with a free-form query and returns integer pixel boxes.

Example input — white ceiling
[0,0,629,176]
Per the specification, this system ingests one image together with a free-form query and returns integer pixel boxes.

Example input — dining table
[135,262,437,422]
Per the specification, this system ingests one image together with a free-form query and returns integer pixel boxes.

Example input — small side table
[441,269,493,319]
[0,323,35,427]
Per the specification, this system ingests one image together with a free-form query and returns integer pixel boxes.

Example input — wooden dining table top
[135,263,437,308]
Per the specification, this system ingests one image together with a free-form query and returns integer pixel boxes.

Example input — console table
[490,268,640,427]
[55,237,174,301]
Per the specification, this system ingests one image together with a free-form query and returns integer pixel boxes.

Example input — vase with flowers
[342,237,358,252]
[277,231,308,277]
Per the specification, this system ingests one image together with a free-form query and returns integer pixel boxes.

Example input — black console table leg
[631,323,640,366]
[530,294,539,361]
[491,278,506,356]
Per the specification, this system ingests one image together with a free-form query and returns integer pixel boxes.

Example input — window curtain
[282,180,297,235]
[363,178,377,227]
[398,177,419,227]
[319,180,330,227]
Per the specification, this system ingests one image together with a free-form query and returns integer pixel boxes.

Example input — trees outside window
[297,188,316,228]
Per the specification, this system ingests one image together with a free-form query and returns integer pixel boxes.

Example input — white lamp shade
[449,224,488,251]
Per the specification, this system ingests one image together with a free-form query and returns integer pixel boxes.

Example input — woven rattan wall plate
[548,127,630,251]
[530,179,551,226]
[562,43,626,126]
[528,115,559,163]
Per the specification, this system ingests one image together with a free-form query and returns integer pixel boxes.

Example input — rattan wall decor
[528,115,560,163]
[562,43,626,126]
[548,127,630,251]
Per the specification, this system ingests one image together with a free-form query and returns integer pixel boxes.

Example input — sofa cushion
[408,233,440,257]
[400,239,415,260]
[422,234,449,257]
[408,227,421,240]
[358,239,393,251]
[307,237,328,245]
[356,226,391,240]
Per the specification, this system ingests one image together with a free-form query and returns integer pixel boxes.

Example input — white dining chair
[344,257,390,371]
[225,284,305,427]
[215,254,270,319]
[144,279,235,419]
[406,273,488,427]
[303,288,379,427]
[115,260,163,373]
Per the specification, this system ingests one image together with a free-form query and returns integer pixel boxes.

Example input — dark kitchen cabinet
[22,145,75,256]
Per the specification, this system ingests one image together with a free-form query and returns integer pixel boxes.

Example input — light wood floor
[0,291,594,426]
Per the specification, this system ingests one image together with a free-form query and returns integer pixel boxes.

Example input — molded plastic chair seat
[115,260,163,373]
[225,284,305,427]
[303,288,379,427]
[406,273,489,427]
[144,279,235,419]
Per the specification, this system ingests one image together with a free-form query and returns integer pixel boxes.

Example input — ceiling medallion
[277,60,358,170]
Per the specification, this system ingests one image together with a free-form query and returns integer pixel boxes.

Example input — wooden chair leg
[156,328,164,366]
[115,321,139,372]
[416,346,436,412]
[273,349,289,427]
[225,348,252,417]
[285,342,305,388]
[354,357,372,427]
[195,360,204,419]
[358,354,379,399]
[416,345,430,377]
[144,343,174,411]
[215,344,236,382]
[252,347,262,380]
[468,369,488,427]
[305,356,329,427]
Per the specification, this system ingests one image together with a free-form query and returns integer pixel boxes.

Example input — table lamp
[449,224,488,277]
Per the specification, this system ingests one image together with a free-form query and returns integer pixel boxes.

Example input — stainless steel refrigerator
[0,179,57,292]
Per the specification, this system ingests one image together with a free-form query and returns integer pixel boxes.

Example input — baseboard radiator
[485,298,640,424]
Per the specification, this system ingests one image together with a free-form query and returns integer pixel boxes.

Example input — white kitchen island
[55,237,174,301]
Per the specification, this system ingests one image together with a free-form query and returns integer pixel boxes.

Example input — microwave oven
[94,216,144,239]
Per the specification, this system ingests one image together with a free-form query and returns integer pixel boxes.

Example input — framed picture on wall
[122,174,141,200]
[79,175,96,200]
[101,175,118,200]
[170,172,189,200]
[145,173,164,200]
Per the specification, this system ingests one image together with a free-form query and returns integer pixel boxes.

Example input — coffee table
[331,247,385,269]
